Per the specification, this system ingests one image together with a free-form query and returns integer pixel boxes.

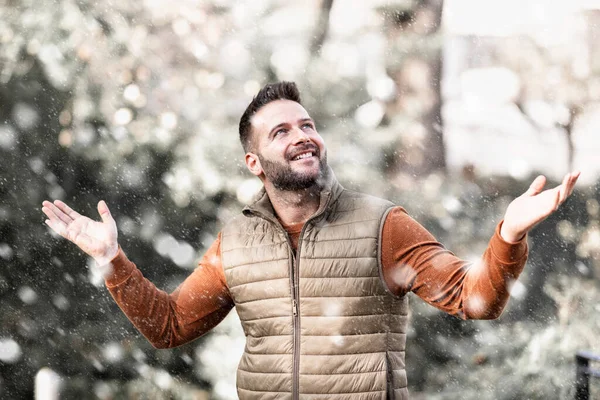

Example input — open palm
[500,171,580,242]
[42,200,119,266]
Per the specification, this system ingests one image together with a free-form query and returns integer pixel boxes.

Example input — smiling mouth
[291,152,316,161]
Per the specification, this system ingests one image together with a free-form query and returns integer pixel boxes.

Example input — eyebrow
[268,118,315,137]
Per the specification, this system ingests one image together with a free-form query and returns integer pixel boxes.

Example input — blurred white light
[367,75,396,102]
[12,103,39,130]
[34,367,62,400]
[170,241,195,268]
[509,280,527,300]
[160,112,178,130]
[62,273,73,284]
[172,18,191,36]
[0,338,22,363]
[93,382,113,399]
[123,84,140,102]
[508,159,532,180]
[442,195,462,214]
[354,100,385,128]
[575,261,590,275]
[389,263,415,287]
[91,357,104,372]
[0,243,13,260]
[323,301,342,317]
[76,125,95,146]
[154,233,178,257]
[0,125,17,150]
[213,380,239,400]
[164,167,192,193]
[48,184,66,201]
[154,127,173,146]
[73,98,93,120]
[331,335,345,346]
[114,108,133,126]
[201,169,223,195]
[88,258,114,288]
[18,286,38,304]
[244,80,261,97]
[102,342,124,364]
[465,294,485,315]
[110,126,128,141]
[236,179,262,204]
[153,369,173,390]
[192,40,209,61]
[52,294,69,311]
[28,157,43,174]
[196,316,245,400]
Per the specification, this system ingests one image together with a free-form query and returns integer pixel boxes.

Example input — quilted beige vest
[220,169,409,399]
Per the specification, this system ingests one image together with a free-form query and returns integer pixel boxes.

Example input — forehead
[251,99,311,136]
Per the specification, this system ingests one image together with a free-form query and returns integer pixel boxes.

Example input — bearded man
[42,81,580,399]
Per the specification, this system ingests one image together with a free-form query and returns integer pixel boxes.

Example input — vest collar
[242,166,344,222]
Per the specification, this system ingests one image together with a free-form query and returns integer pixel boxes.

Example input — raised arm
[105,236,233,348]
[41,200,234,348]
[381,171,579,320]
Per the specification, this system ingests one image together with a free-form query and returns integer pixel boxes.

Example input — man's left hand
[500,171,581,243]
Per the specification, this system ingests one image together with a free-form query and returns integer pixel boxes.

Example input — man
[42,81,579,399]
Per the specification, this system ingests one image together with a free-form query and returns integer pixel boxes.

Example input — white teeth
[293,152,314,161]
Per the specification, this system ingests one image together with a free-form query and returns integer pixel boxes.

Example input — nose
[292,127,311,144]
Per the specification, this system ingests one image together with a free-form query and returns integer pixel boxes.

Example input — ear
[245,152,263,177]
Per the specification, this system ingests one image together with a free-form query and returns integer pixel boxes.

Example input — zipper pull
[292,299,298,316]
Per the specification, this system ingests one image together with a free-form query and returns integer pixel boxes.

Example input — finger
[552,186,561,211]
[43,201,72,226]
[42,205,71,227]
[557,173,571,204]
[526,175,546,196]
[559,171,580,204]
[97,200,115,226]
[54,200,82,220]
[44,213,81,243]
[566,170,581,197]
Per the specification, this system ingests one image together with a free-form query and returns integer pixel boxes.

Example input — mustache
[287,144,320,160]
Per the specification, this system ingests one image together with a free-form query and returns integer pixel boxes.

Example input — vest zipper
[282,231,300,400]
[291,209,325,400]
[247,191,332,400]
[292,250,301,400]
[289,220,311,400]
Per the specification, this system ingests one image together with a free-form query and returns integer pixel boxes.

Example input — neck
[264,183,321,226]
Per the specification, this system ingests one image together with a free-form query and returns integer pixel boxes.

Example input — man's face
[246,99,327,191]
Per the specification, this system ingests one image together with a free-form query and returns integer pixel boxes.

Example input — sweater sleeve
[104,233,234,348]
[381,207,528,320]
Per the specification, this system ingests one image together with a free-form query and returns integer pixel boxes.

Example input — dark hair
[238,81,302,152]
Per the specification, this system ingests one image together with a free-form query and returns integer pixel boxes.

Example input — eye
[274,128,287,137]
[302,123,314,130]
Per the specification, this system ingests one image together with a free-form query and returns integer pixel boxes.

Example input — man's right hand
[42,200,119,266]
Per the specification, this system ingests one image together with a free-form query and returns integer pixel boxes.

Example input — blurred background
[1,0,600,398]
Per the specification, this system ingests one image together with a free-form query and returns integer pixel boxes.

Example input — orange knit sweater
[105,207,527,348]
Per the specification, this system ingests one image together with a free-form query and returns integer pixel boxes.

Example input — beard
[258,148,328,191]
